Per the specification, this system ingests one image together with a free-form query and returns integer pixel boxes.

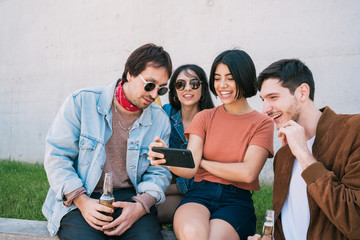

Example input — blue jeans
[178,180,256,240]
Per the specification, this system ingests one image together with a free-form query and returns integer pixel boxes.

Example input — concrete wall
[1,0,360,182]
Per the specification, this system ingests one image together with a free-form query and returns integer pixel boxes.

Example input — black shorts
[178,180,256,239]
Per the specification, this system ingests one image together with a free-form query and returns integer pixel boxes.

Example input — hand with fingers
[148,136,168,166]
[102,201,145,236]
[73,194,114,231]
[277,120,307,151]
[247,234,261,240]
[278,120,316,169]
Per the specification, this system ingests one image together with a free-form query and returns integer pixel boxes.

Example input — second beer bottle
[260,209,275,240]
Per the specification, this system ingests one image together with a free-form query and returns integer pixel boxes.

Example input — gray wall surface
[1,0,360,183]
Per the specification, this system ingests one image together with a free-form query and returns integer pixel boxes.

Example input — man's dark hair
[209,49,257,99]
[120,43,172,84]
[168,64,215,111]
[257,59,315,100]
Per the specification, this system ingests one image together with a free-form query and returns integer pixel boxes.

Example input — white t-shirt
[281,136,315,240]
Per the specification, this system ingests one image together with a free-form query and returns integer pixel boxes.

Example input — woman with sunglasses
[149,50,274,240]
[156,64,215,224]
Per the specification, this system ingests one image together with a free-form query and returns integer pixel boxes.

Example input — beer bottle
[260,209,275,240]
[99,172,115,231]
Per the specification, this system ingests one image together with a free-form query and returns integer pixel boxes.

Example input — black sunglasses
[139,74,168,96]
[174,79,201,91]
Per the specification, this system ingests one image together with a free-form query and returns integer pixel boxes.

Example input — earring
[200,95,205,101]
[173,96,178,102]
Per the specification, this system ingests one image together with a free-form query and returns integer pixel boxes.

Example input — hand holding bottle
[102,200,145,236]
[73,194,114,231]
[260,210,274,240]
[247,210,274,240]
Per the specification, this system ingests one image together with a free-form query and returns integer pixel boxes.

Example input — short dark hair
[257,59,315,100]
[209,49,257,99]
[168,64,214,111]
[120,43,172,83]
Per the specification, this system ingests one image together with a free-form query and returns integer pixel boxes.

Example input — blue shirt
[42,83,171,236]
[163,104,193,194]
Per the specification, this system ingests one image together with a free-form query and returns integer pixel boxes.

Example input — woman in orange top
[149,49,274,240]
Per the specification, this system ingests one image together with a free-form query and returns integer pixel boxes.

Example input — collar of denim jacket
[97,82,117,116]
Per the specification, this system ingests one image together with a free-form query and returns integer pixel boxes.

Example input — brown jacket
[273,107,360,240]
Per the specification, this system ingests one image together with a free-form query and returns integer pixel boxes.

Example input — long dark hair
[168,64,214,111]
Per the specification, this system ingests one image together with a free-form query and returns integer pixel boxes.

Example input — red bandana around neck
[115,80,140,112]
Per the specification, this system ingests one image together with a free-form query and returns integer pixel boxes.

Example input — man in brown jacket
[249,59,360,239]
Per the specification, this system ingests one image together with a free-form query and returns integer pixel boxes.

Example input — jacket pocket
[78,136,97,166]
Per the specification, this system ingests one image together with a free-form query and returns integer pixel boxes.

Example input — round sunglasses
[139,74,168,96]
[175,79,201,91]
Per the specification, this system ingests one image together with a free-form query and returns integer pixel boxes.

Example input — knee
[175,222,207,240]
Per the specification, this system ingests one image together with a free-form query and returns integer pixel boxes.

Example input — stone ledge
[0,218,176,240]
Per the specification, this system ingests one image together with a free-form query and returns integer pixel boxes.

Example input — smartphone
[152,147,195,168]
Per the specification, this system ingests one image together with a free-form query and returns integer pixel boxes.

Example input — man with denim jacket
[42,43,173,240]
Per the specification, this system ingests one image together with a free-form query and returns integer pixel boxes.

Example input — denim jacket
[42,82,171,236]
[162,104,193,194]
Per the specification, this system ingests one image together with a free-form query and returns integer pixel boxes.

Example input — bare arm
[200,145,270,183]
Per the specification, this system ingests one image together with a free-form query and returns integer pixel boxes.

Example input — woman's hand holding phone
[148,137,195,169]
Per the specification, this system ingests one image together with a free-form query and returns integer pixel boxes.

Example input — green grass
[253,183,273,233]
[0,159,273,234]
[0,159,49,221]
